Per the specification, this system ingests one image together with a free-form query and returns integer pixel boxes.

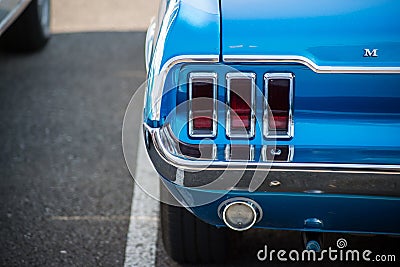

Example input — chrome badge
[363,48,378,57]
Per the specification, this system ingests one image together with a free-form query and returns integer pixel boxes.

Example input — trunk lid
[220,0,400,67]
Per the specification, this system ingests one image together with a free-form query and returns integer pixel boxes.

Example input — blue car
[144,0,400,263]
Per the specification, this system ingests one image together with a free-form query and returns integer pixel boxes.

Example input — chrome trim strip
[226,72,256,138]
[145,17,156,73]
[163,124,217,160]
[148,55,219,121]
[160,124,179,155]
[224,145,230,161]
[0,0,31,36]
[264,73,294,139]
[212,144,217,160]
[147,0,179,121]
[223,55,400,74]
[288,145,295,162]
[250,145,255,161]
[145,123,400,174]
[188,72,218,138]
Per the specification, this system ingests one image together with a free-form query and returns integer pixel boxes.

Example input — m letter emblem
[363,49,378,57]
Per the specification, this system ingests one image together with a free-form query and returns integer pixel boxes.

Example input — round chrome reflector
[222,201,257,231]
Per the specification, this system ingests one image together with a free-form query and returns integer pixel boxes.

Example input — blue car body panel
[162,63,400,164]
[221,0,400,67]
[162,177,400,235]
[158,0,220,66]
[145,0,220,124]
[144,0,400,235]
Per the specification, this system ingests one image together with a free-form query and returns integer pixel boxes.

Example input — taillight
[264,73,294,138]
[225,145,255,161]
[226,73,256,138]
[188,73,217,137]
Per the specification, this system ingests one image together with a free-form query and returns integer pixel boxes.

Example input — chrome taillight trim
[211,144,218,160]
[226,72,256,138]
[188,72,218,138]
[224,145,229,161]
[264,73,294,139]
[145,17,156,73]
[148,55,219,122]
[225,145,255,161]
[161,123,218,160]
[261,145,294,162]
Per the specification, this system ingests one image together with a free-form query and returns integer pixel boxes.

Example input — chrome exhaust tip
[219,198,262,231]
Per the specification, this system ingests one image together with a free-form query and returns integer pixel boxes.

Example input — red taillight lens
[189,73,217,137]
[193,115,212,129]
[268,114,288,130]
[227,73,255,138]
[192,80,213,130]
[230,79,252,129]
[264,73,293,138]
[268,78,290,131]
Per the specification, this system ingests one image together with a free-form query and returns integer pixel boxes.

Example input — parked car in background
[144,0,400,264]
[0,0,50,51]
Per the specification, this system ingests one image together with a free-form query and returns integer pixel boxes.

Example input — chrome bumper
[144,123,400,197]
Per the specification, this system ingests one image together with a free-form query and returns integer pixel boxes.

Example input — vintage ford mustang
[143,0,400,263]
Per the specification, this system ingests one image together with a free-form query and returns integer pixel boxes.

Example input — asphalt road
[0,32,144,266]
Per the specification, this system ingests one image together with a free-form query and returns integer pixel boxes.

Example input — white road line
[51,215,129,221]
[124,134,160,267]
[50,215,157,222]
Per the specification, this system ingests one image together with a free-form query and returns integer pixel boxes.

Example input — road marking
[50,215,157,222]
[124,134,160,267]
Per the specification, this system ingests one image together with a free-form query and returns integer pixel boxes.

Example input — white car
[0,0,50,51]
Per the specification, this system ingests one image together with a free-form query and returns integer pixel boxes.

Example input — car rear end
[143,0,400,263]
